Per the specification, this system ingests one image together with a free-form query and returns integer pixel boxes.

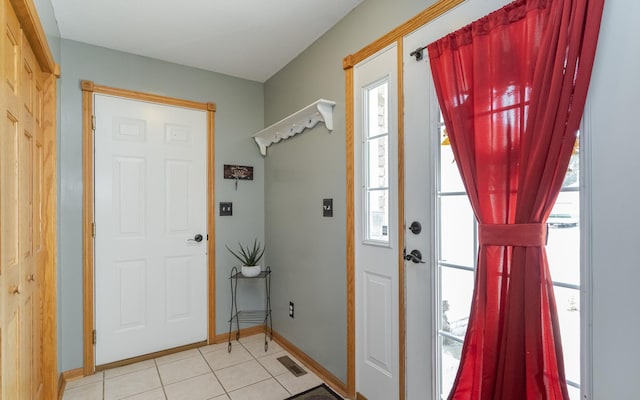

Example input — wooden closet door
[2,0,57,398]
[20,28,44,399]
[2,0,24,397]
[0,1,24,399]
[2,0,46,398]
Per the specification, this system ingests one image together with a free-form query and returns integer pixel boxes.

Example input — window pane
[440,195,475,266]
[367,81,388,138]
[441,267,473,338]
[441,336,462,399]
[367,189,388,241]
[368,135,388,188]
[547,191,580,285]
[554,286,581,384]
[435,105,581,397]
[364,79,389,244]
[562,138,579,189]
[440,132,465,193]
[567,385,581,400]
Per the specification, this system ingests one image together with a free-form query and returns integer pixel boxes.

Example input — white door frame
[81,81,217,375]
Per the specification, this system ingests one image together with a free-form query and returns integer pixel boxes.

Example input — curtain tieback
[478,223,547,247]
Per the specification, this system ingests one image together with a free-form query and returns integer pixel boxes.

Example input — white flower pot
[241,265,261,277]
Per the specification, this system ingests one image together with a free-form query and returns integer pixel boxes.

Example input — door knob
[11,285,21,295]
[188,234,204,243]
[409,221,422,234]
[404,249,426,264]
[27,273,36,282]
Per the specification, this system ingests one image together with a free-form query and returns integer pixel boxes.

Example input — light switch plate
[220,202,232,216]
[323,198,333,217]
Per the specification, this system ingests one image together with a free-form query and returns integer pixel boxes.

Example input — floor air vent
[277,355,307,377]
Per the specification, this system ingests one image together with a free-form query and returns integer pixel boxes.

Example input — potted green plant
[226,239,265,277]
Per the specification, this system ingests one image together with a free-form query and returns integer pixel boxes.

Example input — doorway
[402,1,521,397]
[81,81,217,373]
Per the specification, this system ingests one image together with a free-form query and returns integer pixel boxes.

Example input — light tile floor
[63,334,342,400]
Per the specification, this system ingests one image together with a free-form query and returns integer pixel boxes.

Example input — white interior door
[94,94,208,365]
[354,43,399,400]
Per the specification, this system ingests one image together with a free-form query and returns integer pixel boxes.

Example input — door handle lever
[404,249,426,264]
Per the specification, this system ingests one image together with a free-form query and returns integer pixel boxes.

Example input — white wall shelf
[253,99,336,156]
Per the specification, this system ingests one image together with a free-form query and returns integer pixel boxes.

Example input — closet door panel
[2,0,57,397]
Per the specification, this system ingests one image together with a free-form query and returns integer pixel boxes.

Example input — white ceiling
[50,0,363,82]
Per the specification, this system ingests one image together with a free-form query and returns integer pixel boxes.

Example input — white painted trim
[580,99,594,400]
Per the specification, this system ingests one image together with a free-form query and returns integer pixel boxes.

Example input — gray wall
[33,0,59,39]
[57,39,265,371]
[263,0,435,383]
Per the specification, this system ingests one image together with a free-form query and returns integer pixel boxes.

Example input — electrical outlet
[289,301,294,318]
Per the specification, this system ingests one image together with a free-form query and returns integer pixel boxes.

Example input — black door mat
[284,383,343,400]
[277,355,307,377]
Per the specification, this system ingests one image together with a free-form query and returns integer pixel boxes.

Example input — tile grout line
[153,358,169,400]
[104,364,160,400]
[198,344,232,399]
[219,336,288,398]
[157,352,226,398]
[239,336,294,397]
[225,338,272,397]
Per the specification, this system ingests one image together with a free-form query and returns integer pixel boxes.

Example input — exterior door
[94,94,208,365]
[402,1,520,398]
[402,26,436,399]
[354,43,399,400]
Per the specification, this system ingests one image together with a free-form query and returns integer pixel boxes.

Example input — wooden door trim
[81,81,216,374]
[344,64,355,397]
[342,1,464,398]
[9,0,59,75]
[81,82,95,376]
[41,73,58,399]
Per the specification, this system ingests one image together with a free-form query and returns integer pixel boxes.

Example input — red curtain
[427,0,604,398]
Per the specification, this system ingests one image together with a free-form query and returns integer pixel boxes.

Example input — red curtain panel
[427,0,604,398]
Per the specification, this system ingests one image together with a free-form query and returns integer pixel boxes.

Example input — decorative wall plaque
[224,164,254,180]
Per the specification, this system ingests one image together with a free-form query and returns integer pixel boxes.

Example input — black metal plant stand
[227,266,272,353]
